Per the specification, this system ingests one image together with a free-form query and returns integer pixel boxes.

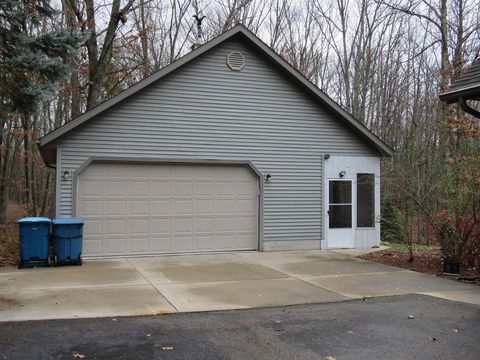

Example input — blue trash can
[52,218,84,265]
[18,217,51,268]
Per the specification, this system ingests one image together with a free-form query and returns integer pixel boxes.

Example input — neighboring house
[439,59,480,118]
[39,25,393,258]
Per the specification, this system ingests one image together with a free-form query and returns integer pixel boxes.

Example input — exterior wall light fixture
[61,170,71,181]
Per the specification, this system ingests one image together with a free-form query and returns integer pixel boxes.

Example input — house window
[357,173,375,227]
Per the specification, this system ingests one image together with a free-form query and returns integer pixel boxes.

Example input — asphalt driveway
[1,294,479,360]
[0,250,479,321]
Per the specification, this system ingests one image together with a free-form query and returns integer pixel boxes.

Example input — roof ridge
[40,24,394,156]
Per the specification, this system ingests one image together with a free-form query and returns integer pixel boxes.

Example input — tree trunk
[85,0,100,109]
[139,0,150,78]
[63,0,82,120]
[438,0,450,153]
[21,114,33,215]
[0,117,8,224]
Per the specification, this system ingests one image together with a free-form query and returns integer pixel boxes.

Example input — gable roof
[40,25,393,156]
[439,59,480,103]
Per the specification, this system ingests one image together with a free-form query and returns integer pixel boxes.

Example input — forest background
[1,0,479,271]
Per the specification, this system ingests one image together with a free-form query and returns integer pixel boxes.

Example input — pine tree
[0,0,85,116]
[0,0,86,220]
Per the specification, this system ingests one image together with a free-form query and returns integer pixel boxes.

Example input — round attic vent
[227,52,245,71]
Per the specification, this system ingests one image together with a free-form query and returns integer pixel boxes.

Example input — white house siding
[52,35,378,250]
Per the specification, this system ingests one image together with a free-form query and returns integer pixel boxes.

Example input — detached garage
[40,25,393,258]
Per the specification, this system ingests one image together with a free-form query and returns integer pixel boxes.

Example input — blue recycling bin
[18,217,51,268]
[52,218,84,265]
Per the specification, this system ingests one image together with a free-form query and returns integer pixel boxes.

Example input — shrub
[430,209,479,275]
[381,201,405,243]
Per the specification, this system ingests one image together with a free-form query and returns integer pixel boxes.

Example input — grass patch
[381,241,440,252]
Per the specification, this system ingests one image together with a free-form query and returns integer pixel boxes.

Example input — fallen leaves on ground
[0,297,17,305]
[0,255,17,267]
[154,344,175,351]
[273,319,285,331]
[359,249,479,284]
[358,249,443,275]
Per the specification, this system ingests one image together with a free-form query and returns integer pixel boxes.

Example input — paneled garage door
[76,163,259,257]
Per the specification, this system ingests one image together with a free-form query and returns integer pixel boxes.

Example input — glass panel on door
[329,180,352,229]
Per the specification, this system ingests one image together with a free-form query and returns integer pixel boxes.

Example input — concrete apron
[0,250,478,322]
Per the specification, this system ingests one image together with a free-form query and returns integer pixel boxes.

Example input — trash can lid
[18,217,52,223]
[52,217,84,225]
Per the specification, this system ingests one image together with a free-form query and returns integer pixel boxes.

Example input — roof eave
[235,31,394,157]
[439,84,480,103]
[40,26,245,147]
[40,24,394,157]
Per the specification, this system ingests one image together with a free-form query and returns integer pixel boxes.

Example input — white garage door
[76,163,259,257]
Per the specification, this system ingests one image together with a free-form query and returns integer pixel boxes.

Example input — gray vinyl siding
[53,35,377,243]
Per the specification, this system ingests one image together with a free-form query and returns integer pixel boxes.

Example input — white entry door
[327,179,354,248]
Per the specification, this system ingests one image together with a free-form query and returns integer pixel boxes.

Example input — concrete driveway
[0,250,479,322]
